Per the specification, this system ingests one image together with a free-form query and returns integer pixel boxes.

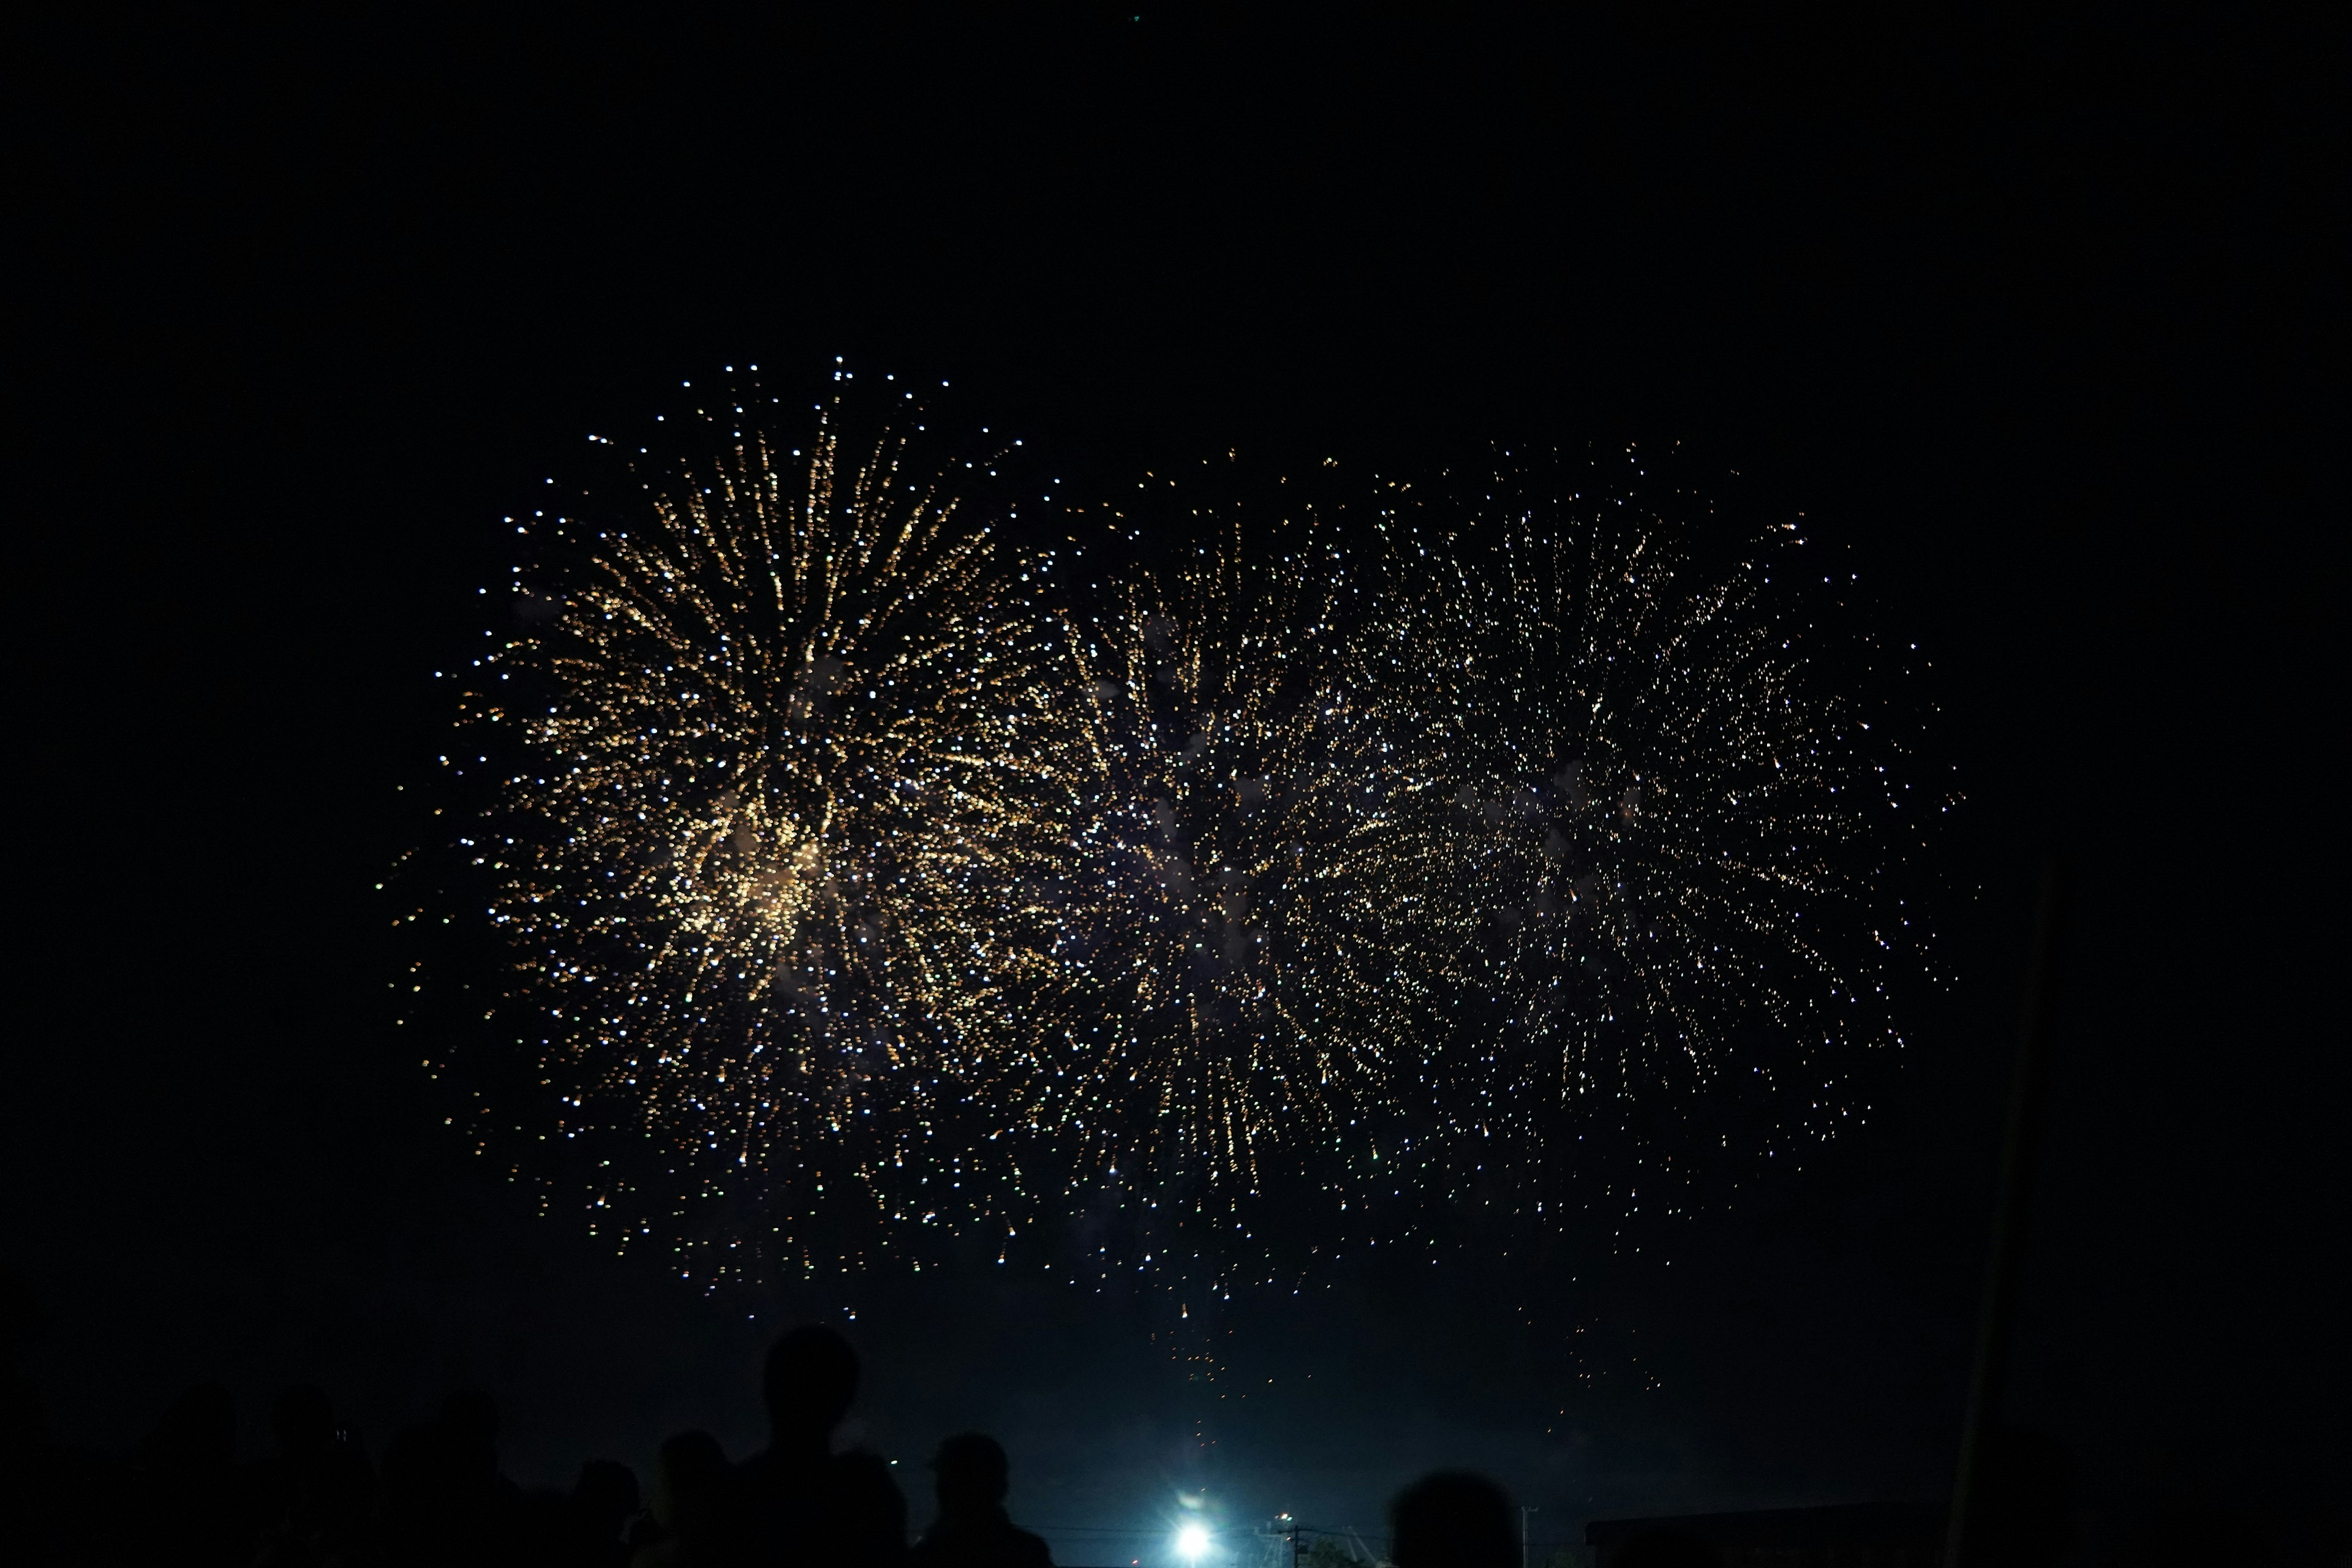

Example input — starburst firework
[454,388,1074,1272]
[1380,451,1926,1221]
[1010,505,1463,1217]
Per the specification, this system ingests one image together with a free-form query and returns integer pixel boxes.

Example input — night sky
[11,10,2341,1563]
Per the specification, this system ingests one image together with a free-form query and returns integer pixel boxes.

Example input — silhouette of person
[1389,1472,1516,1568]
[378,1388,521,1567]
[376,1419,448,1563]
[910,1433,1052,1568]
[129,1381,254,1568]
[635,1431,732,1567]
[726,1324,906,1568]
[440,1389,514,1493]
[252,1384,373,1567]
[0,1273,61,1564]
[572,1457,643,1568]
[443,1387,524,1561]
[0,1272,42,1466]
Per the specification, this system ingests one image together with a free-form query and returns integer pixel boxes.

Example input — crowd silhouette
[0,1303,1554,1568]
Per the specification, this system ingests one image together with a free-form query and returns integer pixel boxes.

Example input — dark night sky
[9,9,2342,1561]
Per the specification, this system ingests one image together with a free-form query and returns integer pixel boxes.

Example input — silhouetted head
[439,1388,500,1478]
[655,1430,731,1538]
[933,1431,1010,1513]
[573,1458,641,1536]
[273,1384,335,1458]
[145,1382,237,1469]
[763,1324,859,1444]
[1613,1528,1722,1568]
[378,1422,451,1528]
[1390,1471,1516,1568]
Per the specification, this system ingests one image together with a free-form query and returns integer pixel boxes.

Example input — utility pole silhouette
[1943,859,2070,1568]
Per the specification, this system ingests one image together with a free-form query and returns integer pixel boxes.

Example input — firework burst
[1007,499,1466,1229]
[1377,450,1928,1219]
[451,383,1077,1273]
